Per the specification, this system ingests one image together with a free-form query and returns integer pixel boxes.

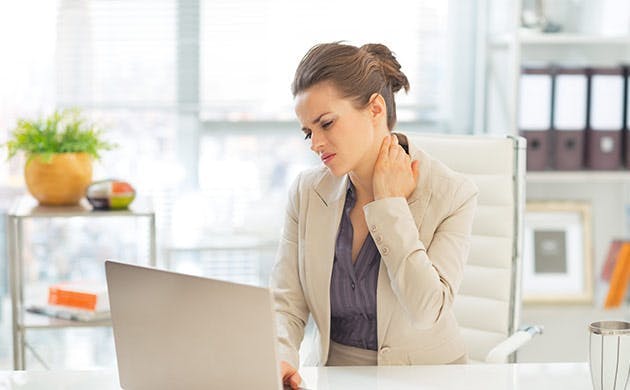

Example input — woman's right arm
[270,173,310,369]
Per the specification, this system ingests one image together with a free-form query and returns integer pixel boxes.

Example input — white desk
[0,363,592,389]
[300,363,592,389]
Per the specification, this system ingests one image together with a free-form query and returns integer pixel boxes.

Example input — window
[199,0,450,124]
[1,0,476,277]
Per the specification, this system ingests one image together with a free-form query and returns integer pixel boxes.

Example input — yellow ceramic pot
[25,153,93,206]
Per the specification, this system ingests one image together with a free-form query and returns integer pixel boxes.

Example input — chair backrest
[407,133,526,363]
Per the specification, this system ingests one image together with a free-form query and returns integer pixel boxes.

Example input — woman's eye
[321,121,333,129]
[304,132,312,140]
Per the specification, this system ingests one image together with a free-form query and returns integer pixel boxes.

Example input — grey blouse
[329,180,381,351]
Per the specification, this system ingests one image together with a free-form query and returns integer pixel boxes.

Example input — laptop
[105,260,284,389]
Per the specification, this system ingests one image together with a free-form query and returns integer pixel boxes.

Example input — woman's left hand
[373,134,420,200]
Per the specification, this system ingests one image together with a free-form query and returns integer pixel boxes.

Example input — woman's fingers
[280,360,302,389]
[380,134,410,165]
[281,361,296,381]
[411,159,420,184]
[288,372,302,389]
[378,134,391,162]
[390,134,400,154]
[373,134,419,200]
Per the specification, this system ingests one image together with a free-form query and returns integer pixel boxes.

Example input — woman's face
[294,82,381,177]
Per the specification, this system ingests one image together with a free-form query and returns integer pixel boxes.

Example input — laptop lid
[105,260,283,390]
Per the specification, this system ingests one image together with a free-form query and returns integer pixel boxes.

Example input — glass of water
[589,321,630,390]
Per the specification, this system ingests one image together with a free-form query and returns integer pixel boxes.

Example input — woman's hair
[292,42,410,131]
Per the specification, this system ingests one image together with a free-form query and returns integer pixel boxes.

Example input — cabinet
[7,196,156,369]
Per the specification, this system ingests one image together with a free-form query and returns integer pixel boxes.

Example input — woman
[271,42,478,389]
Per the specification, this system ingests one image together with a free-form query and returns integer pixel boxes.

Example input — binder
[587,67,625,170]
[553,67,588,170]
[518,66,553,171]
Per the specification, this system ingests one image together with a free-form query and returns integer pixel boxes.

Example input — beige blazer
[270,133,479,367]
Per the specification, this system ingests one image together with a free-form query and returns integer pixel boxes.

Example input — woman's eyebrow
[311,112,331,124]
[301,112,331,131]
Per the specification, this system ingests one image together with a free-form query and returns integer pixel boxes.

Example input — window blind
[56,0,177,108]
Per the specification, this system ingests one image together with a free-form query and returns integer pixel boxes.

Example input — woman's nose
[310,130,324,153]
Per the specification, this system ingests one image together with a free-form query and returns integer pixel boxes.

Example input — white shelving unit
[482,0,630,363]
[483,0,630,240]
[482,0,630,136]
[6,196,157,370]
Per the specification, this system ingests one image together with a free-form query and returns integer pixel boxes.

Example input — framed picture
[522,201,593,303]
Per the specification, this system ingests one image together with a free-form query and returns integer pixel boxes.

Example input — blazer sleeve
[362,178,478,329]
[269,173,310,368]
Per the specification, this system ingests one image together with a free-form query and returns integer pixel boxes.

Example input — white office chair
[409,132,541,363]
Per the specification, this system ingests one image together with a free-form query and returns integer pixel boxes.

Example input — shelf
[491,33,630,47]
[9,196,154,218]
[527,171,630,183]
[20,311,111,329]
[521,33,630,45]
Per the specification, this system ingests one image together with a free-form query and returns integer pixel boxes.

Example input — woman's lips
[321,153,336,164]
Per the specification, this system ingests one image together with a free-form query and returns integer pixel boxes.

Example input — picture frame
[522,201,593,303]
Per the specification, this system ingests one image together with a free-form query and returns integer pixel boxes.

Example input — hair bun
[360,43,410,94]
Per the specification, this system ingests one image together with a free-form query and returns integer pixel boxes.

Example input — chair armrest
[485,325,544,363]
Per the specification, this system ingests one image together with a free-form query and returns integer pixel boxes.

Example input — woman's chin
[325,166,349,177]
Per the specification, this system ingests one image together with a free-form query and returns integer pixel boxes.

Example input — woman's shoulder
[408,141,478,199]
[292,166,328,186]
[429,155,475,188]
[431,160,478,201]
[287,165,329,195]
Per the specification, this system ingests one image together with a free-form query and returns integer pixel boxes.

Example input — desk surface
[0,363,592,389]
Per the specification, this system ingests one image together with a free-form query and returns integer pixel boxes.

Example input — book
[601,240,624,281]
[26,304,110,322]
[604,242,630,308]
[48,282,109,311]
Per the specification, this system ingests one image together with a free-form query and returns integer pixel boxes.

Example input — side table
[7,196,156,369]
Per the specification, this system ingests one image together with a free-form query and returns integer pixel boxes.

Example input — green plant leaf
[2,108,116,161]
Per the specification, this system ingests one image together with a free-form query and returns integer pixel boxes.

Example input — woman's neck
[348,170,373,204]
[348,140,381,203]
[348,127,392,203]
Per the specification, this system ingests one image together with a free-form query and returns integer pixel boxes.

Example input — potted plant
[4,109,115,206]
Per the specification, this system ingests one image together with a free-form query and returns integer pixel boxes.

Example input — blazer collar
[313,169,348,207]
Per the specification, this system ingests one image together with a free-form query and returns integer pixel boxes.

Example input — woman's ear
[368,93,387,124]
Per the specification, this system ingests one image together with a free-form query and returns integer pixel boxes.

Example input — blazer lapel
[304,171,347,353]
